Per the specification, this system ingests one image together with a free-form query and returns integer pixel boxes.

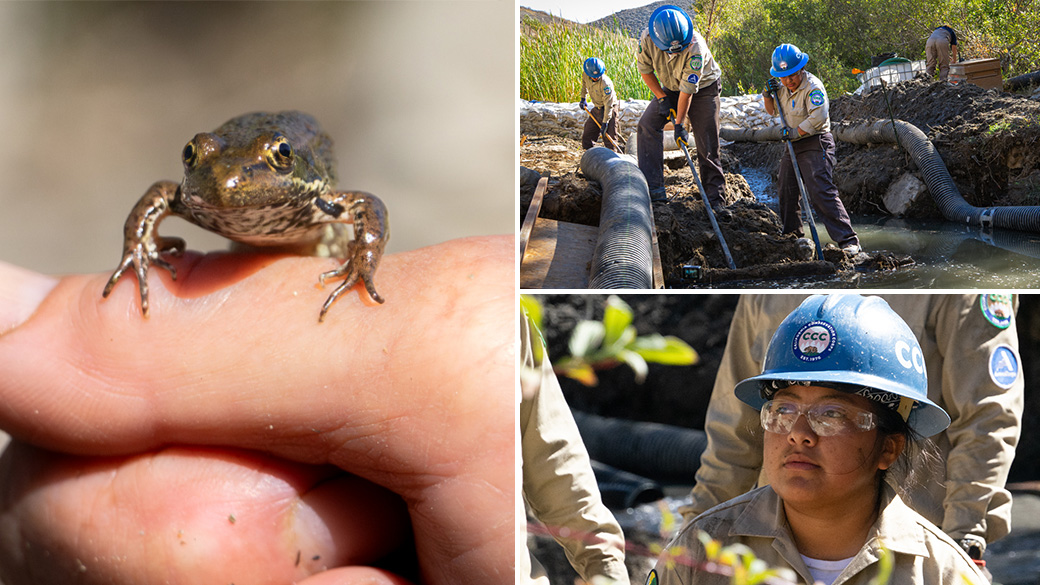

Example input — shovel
[668,108,737,270]
[771,88,824,260]
[580,102,625,151]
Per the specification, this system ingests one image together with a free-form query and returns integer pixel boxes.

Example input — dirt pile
[831,76,1040,214]
[520,136,900,285]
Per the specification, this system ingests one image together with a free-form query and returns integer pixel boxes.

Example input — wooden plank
[648,202,666,289]
[519,176,548,259]
[520,218,598,289]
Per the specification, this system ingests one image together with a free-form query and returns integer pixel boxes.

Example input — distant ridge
[587,1,696,38]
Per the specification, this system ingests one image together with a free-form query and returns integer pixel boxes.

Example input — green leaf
[602,295,634,347]
[568,321,605,358]
[631,334,699,365]
[617,349,648,384]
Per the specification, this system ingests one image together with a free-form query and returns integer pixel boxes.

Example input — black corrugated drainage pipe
[721,121,1040,233]
[580,146,654,288]
[591,461,665,509]
[1005,70,1040,92]
[572,411,706,485]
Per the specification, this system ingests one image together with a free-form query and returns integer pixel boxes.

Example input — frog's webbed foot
[314,190,389,322]
[101,181,184,317]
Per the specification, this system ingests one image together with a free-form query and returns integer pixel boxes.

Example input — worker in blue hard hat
[579,57,622,153]
[763,43,861,256]
[685,294,1023,570]
[635,4,727,208]
[648,294,989,585]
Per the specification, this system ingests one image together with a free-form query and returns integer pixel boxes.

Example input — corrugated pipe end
[580,147,655,289]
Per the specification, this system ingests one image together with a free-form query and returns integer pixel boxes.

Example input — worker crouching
[579,57,622,153]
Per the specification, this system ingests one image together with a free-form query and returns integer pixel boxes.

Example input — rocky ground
[520,77,1040,287]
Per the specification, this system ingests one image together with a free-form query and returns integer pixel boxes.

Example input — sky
[519,0,659,24]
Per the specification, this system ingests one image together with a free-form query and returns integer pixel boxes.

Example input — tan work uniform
[926,26,958,81]
[652,485,988,585]
[580,73,621,152]
[519,310,630,585]
[687,294,1023,546]
[634,28,725,204]
[771,72,858,248]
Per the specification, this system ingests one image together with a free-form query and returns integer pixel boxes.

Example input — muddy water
[739,170,1040,288]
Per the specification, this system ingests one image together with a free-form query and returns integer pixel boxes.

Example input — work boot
[842,243,863,255]
[712,204,733,221]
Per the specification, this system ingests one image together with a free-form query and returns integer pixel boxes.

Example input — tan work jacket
[774,72,830,137]
[581,73,619,126]
[653,485,988,585]
[687,294,1023,545]
[519,310,630,585]
[635,28,721,94]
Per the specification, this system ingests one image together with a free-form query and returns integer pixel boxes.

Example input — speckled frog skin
[103,111,389,322]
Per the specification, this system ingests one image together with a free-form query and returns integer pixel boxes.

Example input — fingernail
[0,261,58,335]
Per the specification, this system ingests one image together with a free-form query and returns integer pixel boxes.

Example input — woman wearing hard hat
[579,57,622,153]
[647,295,988,585]
[763,43,861,256]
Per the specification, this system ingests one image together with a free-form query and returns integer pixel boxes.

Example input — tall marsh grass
[520,16,652,103]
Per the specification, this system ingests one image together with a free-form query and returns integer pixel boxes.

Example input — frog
[102,111,389,322]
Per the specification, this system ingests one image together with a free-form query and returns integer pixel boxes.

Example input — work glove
[673,123,689,146]
[780,126,793,141]
[657,94,675,115]
[580,98,587,111]
[767,77,781,95]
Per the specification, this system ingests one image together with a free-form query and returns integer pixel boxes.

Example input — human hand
[0,235,514,585]
[780,126,793,141]
[767,77,780,95]
[673,123,689,146]
[580,98,587,111]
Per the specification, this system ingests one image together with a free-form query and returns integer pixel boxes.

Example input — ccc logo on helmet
[793,321,836,362]
[895,340,925,374]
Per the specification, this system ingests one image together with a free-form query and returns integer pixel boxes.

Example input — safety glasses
[761,400,877,436]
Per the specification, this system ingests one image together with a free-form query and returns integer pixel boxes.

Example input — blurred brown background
[0,1,514,275]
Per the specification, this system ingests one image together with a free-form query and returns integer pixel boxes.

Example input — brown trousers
[778,132,858,248]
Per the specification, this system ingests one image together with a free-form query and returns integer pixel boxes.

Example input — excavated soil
[520,77,1040,287]
[520,136,886,286]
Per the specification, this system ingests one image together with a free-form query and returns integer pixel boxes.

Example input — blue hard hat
[583,57,606,79]
[648,5,694,53]
[770,43,809,77]
[734,294,951,437]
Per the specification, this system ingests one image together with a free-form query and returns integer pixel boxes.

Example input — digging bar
[668,109,737,270]
[581,103,625,151]
[772,89,824,260]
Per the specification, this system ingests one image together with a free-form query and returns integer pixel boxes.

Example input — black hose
[591,461,665,508]
[572,411,706,484]
[722,120,1040,233]
[1004,70,1040,92]
[580,147,655,288]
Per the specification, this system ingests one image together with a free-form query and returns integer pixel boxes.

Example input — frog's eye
[182,141,198,168]
[268,136,294,173]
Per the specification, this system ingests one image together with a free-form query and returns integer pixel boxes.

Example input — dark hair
[870,400,942,504]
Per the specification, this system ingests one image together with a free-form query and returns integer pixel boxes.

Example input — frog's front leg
[102,180,187,317]
[313,190,389,322]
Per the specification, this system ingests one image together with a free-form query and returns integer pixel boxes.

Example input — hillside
[587,1,690,38]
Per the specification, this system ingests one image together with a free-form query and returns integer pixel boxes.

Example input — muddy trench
[520,78,1040,287]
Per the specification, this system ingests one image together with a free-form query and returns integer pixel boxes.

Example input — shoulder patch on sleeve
[689,55,703,70]
[809,89,825,106]
[989,344,1020,388]
[646,569,659,585]
[604,86,612,95]
[687,73,700,85]
[980,294,1014,329]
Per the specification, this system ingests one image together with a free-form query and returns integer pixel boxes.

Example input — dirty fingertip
[0,261,58,334]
